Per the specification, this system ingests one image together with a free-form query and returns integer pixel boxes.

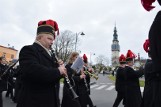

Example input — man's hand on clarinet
[58,65,67,76]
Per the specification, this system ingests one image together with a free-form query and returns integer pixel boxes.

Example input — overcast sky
[0,0,160,65]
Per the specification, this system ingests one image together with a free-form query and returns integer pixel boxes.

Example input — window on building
[11,54,14,59]
[3,52,6,57]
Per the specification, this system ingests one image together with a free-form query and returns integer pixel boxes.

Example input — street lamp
[75,32,85,52]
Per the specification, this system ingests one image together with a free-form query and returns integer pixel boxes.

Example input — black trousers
[6,83,14,99]
[87,95,94,107]
[113,91,125,107]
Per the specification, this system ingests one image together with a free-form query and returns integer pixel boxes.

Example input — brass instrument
[84,70,99,80]
[50,49,78,99]
[1,59,19,79]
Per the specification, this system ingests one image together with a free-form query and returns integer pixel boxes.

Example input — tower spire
[113,23,118,41]
[111,22,120,67]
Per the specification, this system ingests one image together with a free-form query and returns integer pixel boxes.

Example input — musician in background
[0,57,7,107]
[77,54,96,107]
[17,19,67,107]
[5,60,17,100]
[113,54,126,107]
[142,39,154,107]
[124,50,144,107]
[61,52,81,107]
[141,0,161,106]
[12,65,21,103]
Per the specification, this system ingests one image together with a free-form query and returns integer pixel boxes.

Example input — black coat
[0,64,7,92]
[61,63,81,107]
[148,10,161,107]
[124,66,143,107]
[149,11,161,72]
[115,66,126,92]
[142,59,155,107]
[75,71,91,107]
[17,43,62,107]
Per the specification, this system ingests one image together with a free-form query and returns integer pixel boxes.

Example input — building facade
[111,25,120,67]
[0,45,18,62]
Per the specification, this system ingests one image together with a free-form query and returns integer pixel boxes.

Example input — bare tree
[103,57,110,66]
[96,55,109,66]
[52,30,76,62]
[96,55,104,65]
[95,55,110,72]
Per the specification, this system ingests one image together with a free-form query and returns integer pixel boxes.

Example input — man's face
[128,60,134,66]
[38,34,54,49]
[0,58,5,64]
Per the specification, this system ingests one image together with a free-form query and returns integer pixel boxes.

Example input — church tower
[111,25,120,67]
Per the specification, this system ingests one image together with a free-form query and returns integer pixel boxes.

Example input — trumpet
[84,70,99,80]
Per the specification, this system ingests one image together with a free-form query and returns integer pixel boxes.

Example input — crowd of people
[113,0,161,107]
[0,57,21,107]
[0,0,161,106]
[113,50,144,107]
[0,19,97,107]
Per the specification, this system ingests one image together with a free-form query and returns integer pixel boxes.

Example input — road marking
[95,85,107,90]
[100,83,106,84]
[106,85,115,90]
[140,87,144,92]
[107,83,113,84]
[100,83,113,85]
[90,84,99,88]
[60,84,64,87]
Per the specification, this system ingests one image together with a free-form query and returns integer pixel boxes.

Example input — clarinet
[50,49,78,99]
[65,75,78,99]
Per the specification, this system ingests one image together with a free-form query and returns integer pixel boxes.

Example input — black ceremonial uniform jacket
[124,65,143,107]
[148,10,161,107]
[115,66,125,92]
[61,63,81,107]
[0,63,7,92]
[74,68,91,107]
[142,59,154,107]
[149,11,161,73]
[17,43,62,107]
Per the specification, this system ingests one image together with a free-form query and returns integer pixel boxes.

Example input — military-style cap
[119,54,126,64]
[37,19,59,39]
[126,50,136,61]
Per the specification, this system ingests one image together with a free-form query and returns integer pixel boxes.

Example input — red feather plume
[119,54,126,62]
[126,50,137,59]
[83,54,88,63]
[141,0,156,11]
[38,19,59,38]
[143,39,150,53]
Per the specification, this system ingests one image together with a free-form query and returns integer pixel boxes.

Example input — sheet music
[71,56,84,73]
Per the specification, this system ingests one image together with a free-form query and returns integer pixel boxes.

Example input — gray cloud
[0,0,160,64]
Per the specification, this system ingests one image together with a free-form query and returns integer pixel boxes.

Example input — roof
[0,45,18,51]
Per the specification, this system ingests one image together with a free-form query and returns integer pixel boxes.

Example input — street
[3,74,126,107]
[88,74,124,107]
